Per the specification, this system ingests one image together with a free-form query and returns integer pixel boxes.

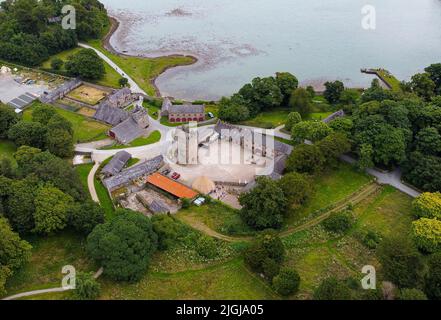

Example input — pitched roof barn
[101,151,132,177]
[93,103,129,126]
[147,173,198,199]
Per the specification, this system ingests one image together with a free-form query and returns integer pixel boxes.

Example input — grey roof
[323,110,345,124]
[162,98,172,112]
[40,78,82,103]
[103,156,164,191]
[169,104,205,114]
[94,103,129,126]
[148,200,170,213]
[274,140,294,155]
[110,118,145,144]
[107,88,132,106]
[7,92,37,109]
[274,154,288,175]
[101,151,132,177]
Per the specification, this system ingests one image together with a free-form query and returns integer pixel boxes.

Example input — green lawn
[99,258,277,300]
[0,140,17,166]
[285,163,372,226]
[240,109,291,129]
[41,47,122,88]
[177,201,255,237]
[102,131,161,150]
[3,232,96,298]
[87,39,195,96]
[24,104,110,143]
[143,101,161,119]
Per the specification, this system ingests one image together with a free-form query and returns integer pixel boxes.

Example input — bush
[313,277,352,300]
[412,192,441,220]
[181,198,191,209]
[425,253,441,299]
[360,230,382,249]
[74,272,101,300]
[323,210,354,234]
[51,58,64,70]
[377,236,425,288]
[272,269,301,296]
[68,200,105,235]
[151,215,187,250]
[398,288,428,300]
[195,236,218,259]
[262,258,280,280]
[412,218,441,253]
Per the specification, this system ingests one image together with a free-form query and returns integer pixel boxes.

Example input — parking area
[0,73,50,105]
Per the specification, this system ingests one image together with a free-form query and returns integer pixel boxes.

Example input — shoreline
[103,16,198,98]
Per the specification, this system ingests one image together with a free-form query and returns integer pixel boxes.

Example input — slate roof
[7,92,37,109]
[323,110,345,124]
[110,118,145,144]
[161,98,172,115]
[103,156,164,191]
[101,151,132,177]
[107,88,132,106]
[93,103,129,126]
[148,200,170,214]
[274,140,294,155]
[169,104,205,114]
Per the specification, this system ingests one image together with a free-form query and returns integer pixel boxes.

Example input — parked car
[171,172,181,180]
[207,112,215,119]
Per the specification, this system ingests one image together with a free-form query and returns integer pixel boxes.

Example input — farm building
[103,155,164,192]
[101,151,132,178]
[106,88,133,108]
[168,104,205,123]
[146,173,198,199]
[93,102,129,126]
[109,106,150,144]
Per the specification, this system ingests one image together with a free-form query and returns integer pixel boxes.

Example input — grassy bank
[102,131,161,150]
[24,104,110,143]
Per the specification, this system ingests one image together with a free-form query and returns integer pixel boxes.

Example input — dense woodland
[0,0,109,66]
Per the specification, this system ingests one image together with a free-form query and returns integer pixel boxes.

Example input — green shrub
[51,58,63,70]
[151,215,189,250]
[323,210,354,234]
[262,258,280,280]
[181,198,191,209]
[196,236,218,259]
[412,218,441,253]
[360,230,382,249]
[313,277,352,300]
[398,288,428,300]
[412,192,441,220]
[272,269,301,296]
[73,272,101,300]
[425,253,441,299]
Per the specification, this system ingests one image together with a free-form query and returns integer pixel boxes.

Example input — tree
[239,177,288,230]
[272,269,301,296]
[284,112,302,132]
[306,86,315,98]
[238,76,283,114]
[286,144,325,175]
[0,216,32,295]
[151,215,187,251]
[68,200,105,235]
[402,151,441,192]
[425,63,441,94]
[86,209,158,282]
[4,177,37,234]
[412,218,441,253]
[278,172,313,209]
[377,236,425,288]
[65,48,105,80]
[411,73,436,101]
[119,77,128,87]
[316,132,351,167]
[8,121,47,149]
[416,127,441,155]
[244,230,285,279]
[33,185,74,234]
[291,121,332,143]
[425,253,441,300]
[361,79,395,103]
[289,88,312,117]
[329,117,353,136]
[50,58,63,70]
[323,210,354,234]
[313,277,352,300]
[0,104,19,139]
[46,128,73,158]
[218,96,250,123]
[340,89,360,105]
[275,72,298,105]
[73,272,101,300]
[0,157,14,178]
[412,192,441,220]
[31,104,56,125]
[358,144,374,171]
[324,81,344,104]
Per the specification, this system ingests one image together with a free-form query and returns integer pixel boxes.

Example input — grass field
[87,39,195,96]
[99,258,276,300]
[0,139,17,166]
[3,232,96,297]
[24,104,110,143]
[66,85,109,106]
[285,163,372,226]
[375,69,401,92]
[41,47,122,88]
[240,109,290,129]
[177,201,254,237]
[282,186,413,298]
[102,130,161,150]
